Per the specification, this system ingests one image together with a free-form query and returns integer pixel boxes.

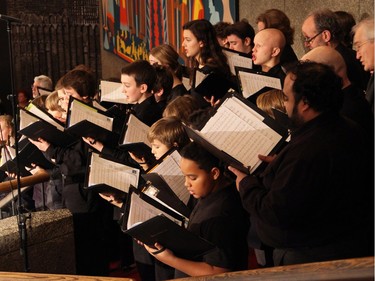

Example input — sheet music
[100,80,128,104]
[238,71,282,98]
[148,151,189,205]
[200,96,282,173]
[127,192,183,229]
[25,104,65,131]
[69,99,113,131]
[88,153,139,192]
[122,114,150,146]
[228,55,253,75]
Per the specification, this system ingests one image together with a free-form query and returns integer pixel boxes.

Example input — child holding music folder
[143,141,249,278]
[29,67,112,276]
[94,117,191,281]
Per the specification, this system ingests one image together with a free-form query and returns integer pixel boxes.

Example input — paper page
[127,192,183,229]
[69,99,113,131]
[238,71,282,98]
[25,103,65,131]
[149,151,189,205]
[182,77,191,91]
[19,109,38,130]
[228,55,253,75]
[122,114,150,146]
[194,71,207,87]
[100,80,128,104]
[201,96,282,173]
[92,100,108,112]
[88,153,139,192]
[37,88,52,96]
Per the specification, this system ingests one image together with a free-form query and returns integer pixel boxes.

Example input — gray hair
[34,75,53,90]
[352,17,374,40]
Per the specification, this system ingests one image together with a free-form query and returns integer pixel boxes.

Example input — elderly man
[230,61,372,266]
[32,75,53,98]
[301,46,373,136]
[301,8,368,91]
[353,18,374,112]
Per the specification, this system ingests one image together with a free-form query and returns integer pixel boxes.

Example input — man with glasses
[353,18,374,112]
[302,9,369,91]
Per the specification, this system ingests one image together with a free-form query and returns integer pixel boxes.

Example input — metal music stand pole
[1,14,30,272]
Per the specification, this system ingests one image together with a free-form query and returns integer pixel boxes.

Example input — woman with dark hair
[256,9,298,70]
[182,19,233,107]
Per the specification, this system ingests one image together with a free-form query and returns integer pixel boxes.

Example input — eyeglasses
[303,31,323,44]
[353,39,373,51]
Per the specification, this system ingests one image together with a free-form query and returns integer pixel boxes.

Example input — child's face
[151,139,170,160]
[121,74,145,103]
[180,157,218,199]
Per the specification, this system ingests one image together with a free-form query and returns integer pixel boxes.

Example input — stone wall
[0,209,75,274]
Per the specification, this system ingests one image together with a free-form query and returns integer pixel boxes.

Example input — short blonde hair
[0,114,14,137]
[45,91,65,112]
[256,89,286,119]
[147,117,190,149]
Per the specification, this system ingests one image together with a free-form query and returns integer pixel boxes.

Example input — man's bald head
[301,46,348,87]
[256,28,286,50]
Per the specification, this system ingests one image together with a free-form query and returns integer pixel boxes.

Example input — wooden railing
[0,272,134,281]
[171,256,374,281]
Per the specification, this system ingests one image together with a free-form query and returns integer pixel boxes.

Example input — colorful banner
[102,0,238,62]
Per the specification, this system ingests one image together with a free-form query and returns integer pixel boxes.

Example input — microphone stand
[1,14,30,272]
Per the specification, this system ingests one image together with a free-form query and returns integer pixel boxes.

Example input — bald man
[301,46,373,139]
[252,28,286,77]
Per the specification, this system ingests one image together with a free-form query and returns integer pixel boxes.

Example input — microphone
[0,14,22,23]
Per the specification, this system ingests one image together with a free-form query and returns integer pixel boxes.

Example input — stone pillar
[0,209,75,274]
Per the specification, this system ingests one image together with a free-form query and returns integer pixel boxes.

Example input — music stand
[0,13,30,272]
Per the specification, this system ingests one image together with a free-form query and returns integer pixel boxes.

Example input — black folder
[65,97,120,146]
[184,92,288,175]
[141,173,191,218]
[0,139,56,176]
[272,107,290,131]
[84,152,139,200]
[66,119,120,146]
[235,66,282,104]
[193,71,235,100]
[125,214,215,259]
[19,120,78,148]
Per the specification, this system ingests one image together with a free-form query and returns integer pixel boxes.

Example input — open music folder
[99,80,128,104]
[222,47,253,75]
[193,70,235,100]
[65,97,120,145]
[84,152,140,200]
[125,214,215,259]
[0,138,56,176]
[118,114,152,159]
[184,92,288,174]
[146,149,190,206]
[235,67,282,99]
[18,106,78,147]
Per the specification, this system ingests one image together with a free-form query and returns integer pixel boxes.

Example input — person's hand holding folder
[29,137,50,152]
